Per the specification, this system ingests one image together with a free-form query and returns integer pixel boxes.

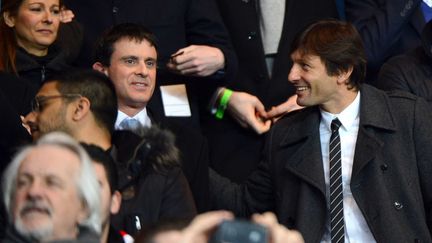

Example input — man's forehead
[291,50,319,62]
[113,38,157,56]
[19,145,81,176]
[37,81,61,96]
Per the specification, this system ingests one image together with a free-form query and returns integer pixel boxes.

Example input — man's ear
[92,62,109,76]
[336,66,354,85]
[110,191,122,215]
[3,12,16,27]
[71,97,91,121]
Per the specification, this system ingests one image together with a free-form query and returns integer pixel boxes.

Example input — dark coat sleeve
[158,168,197,220]
[345,0,422,69]
[209,130,276,216]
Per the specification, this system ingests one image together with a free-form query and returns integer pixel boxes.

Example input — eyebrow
[144,57,157,62]
[28,2,59,6]
[120,56,139,60]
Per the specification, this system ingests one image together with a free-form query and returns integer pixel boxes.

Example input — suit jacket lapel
[352,85,397,180]
[280,108,327,196]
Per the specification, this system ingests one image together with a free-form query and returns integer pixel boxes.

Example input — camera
[209,219,268,243]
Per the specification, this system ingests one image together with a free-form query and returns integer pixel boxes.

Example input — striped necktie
[329,118,344,243]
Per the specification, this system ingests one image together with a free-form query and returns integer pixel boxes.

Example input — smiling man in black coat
[211,20,432,243]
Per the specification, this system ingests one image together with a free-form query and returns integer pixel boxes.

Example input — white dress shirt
[319,92,376,243]
[115,108,152,131]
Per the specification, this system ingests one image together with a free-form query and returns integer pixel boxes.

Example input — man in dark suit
[346,0,430,83]
[210,19,432,242]
[203,0,339,182]
[63,0,237,130]
[92,23,210,213]
[377,19,432,104]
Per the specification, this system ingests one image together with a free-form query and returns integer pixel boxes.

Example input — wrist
[215,88,233,119]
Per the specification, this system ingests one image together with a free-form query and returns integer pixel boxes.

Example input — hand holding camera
[149,211,304,243]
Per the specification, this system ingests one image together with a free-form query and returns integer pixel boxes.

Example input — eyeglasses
[31,94,82,112]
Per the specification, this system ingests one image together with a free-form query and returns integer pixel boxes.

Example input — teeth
[297,87,308,91]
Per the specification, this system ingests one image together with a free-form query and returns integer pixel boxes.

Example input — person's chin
[15,217,53,241]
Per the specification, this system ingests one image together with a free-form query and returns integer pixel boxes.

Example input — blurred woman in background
[0,0,78,92]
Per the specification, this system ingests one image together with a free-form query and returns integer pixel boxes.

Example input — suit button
[113,6,119,13]
[380,164,388,171]
[394,201,403,210]
[247,31,257,40]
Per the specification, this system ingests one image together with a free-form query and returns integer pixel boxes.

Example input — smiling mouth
[296,86,309,92]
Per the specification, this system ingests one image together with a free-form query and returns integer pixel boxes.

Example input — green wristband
[215,89,233,119]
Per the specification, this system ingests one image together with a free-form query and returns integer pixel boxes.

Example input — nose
[135,61,149,77]
[42,10,54,24]
[23,111,37,125]
[27,180,44,200]
[288,65,300,83]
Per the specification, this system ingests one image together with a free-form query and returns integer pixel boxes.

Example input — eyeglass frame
[31,94,82,112]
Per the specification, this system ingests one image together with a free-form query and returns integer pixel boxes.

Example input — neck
[321,88,358,114]
[119,104,146,117]
[100,223,110,243]
[19,44,48,57]
[73,126,112,150]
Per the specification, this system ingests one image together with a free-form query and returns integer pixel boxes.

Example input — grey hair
[2,132,102,234]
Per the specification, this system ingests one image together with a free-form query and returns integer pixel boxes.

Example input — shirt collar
[320,91,360,132]
[115,108,151,128]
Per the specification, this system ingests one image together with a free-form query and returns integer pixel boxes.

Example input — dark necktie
[329,118,344,243]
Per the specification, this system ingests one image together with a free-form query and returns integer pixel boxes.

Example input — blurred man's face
[23,82,73,140]
[104,38,157,113]
[12,144,87,241]
[92,162,120,230]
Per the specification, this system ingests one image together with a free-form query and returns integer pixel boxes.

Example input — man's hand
[265,95,303,123]
[60,8,74,23]
[227,91,271,134]
[166,45,225,77]
[252,212,304,243]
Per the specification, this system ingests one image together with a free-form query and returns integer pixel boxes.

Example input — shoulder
[360,85,431,127]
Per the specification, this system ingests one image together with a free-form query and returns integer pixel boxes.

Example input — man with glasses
[23,71,115,149]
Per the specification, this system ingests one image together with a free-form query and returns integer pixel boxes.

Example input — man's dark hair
[47,69,118,135]
[94,23,159,66]
[291,19,367,90]
[81,143,118,194]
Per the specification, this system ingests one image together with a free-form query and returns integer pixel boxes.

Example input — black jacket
[110,130,197,236]
[377,20,432,104]
[15,46,72,91]
[211,85,432,243]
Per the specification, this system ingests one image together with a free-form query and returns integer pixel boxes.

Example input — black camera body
[209,220,268,243]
